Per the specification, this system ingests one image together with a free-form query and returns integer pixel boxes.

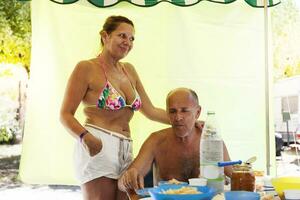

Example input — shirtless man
[118,88,232,191]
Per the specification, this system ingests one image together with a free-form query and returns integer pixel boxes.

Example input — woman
[60,16,169,200]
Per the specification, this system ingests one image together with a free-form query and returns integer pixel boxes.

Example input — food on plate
[212,194,225,200]
[261,194,275,200]
[162,186,201,194]
[167,178,183,184]
[254,170,264,177]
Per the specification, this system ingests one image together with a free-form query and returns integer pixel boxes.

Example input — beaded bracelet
[79,130,88,143]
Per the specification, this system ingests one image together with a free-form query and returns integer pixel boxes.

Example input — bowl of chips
[149,185,216,200]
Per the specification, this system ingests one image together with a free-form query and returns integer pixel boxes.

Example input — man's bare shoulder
[148,128,172,144]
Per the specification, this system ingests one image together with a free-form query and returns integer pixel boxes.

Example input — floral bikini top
[97,64,142,111]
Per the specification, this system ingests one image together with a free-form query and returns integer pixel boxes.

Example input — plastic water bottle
[200,111,224,193]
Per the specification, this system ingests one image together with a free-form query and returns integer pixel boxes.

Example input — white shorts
[74,124,133,184]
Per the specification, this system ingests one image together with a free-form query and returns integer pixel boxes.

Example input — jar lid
[233,163,252,171]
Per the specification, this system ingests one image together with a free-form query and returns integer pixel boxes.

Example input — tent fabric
[19,0,281,7]
[19,0,276,185]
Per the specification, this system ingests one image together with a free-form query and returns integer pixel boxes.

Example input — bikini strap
[121,64,135,88]
[99,58,108,81]
[100,65,108,81]
[121,63,128,76]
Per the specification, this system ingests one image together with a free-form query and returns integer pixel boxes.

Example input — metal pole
[264,0,271,175]
[286,120,290,147]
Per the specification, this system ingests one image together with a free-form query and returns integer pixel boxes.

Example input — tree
[272,0,300,80]
[0,0,31,73]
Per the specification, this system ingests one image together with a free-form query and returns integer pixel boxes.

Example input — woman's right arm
[60,61,89,138]
[60,61,102,156]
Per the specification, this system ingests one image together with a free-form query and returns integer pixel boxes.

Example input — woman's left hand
[195,120,205,131]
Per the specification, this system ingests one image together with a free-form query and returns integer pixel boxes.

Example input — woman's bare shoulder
[122,62,136,73]
[75,58,99,72]
[77,58,98,67]
[122,62,141,82]
[122,61,134,68]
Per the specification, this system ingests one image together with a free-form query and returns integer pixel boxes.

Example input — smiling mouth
[120,46,129,52]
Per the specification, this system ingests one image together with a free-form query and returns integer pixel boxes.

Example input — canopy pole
[264,0,271,175]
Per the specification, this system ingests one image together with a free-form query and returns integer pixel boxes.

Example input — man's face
[167,92,201,138]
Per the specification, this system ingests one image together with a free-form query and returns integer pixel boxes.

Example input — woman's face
[103,23,135,60]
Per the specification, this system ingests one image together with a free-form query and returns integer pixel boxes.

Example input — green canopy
[19,0,280,7]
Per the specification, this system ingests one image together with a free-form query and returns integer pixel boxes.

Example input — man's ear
[196,105,201,119]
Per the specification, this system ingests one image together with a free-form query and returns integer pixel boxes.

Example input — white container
[188,178,207,186]
[200,111,224,193]
[284,189,300,200]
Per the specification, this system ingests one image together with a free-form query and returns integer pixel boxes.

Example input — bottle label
[200,140,223,162]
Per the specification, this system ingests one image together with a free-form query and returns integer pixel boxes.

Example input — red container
[231,164,255,192]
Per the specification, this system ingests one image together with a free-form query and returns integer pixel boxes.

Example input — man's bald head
[166,88,199,107]
[166,88,201,138]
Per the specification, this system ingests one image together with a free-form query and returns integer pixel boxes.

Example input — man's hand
[118,168,144,192]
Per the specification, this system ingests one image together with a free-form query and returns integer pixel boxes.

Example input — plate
[149,185,216,200]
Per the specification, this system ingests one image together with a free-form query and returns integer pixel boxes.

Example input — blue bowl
[225,191,260,200]
[135,183,188,197]
[149,185,216,200]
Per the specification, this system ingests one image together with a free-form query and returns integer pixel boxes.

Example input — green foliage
[0,109,18,144]
[0,127,16,144]
[0,0,31,73]
[0,95,21,145]
[271,0,300,80]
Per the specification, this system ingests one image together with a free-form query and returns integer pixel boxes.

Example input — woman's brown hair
[100,15,134,46]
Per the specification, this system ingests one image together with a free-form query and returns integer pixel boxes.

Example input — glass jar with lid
[231,163,255,192]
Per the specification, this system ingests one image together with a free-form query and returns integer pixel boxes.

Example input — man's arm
[118,132,160,191]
